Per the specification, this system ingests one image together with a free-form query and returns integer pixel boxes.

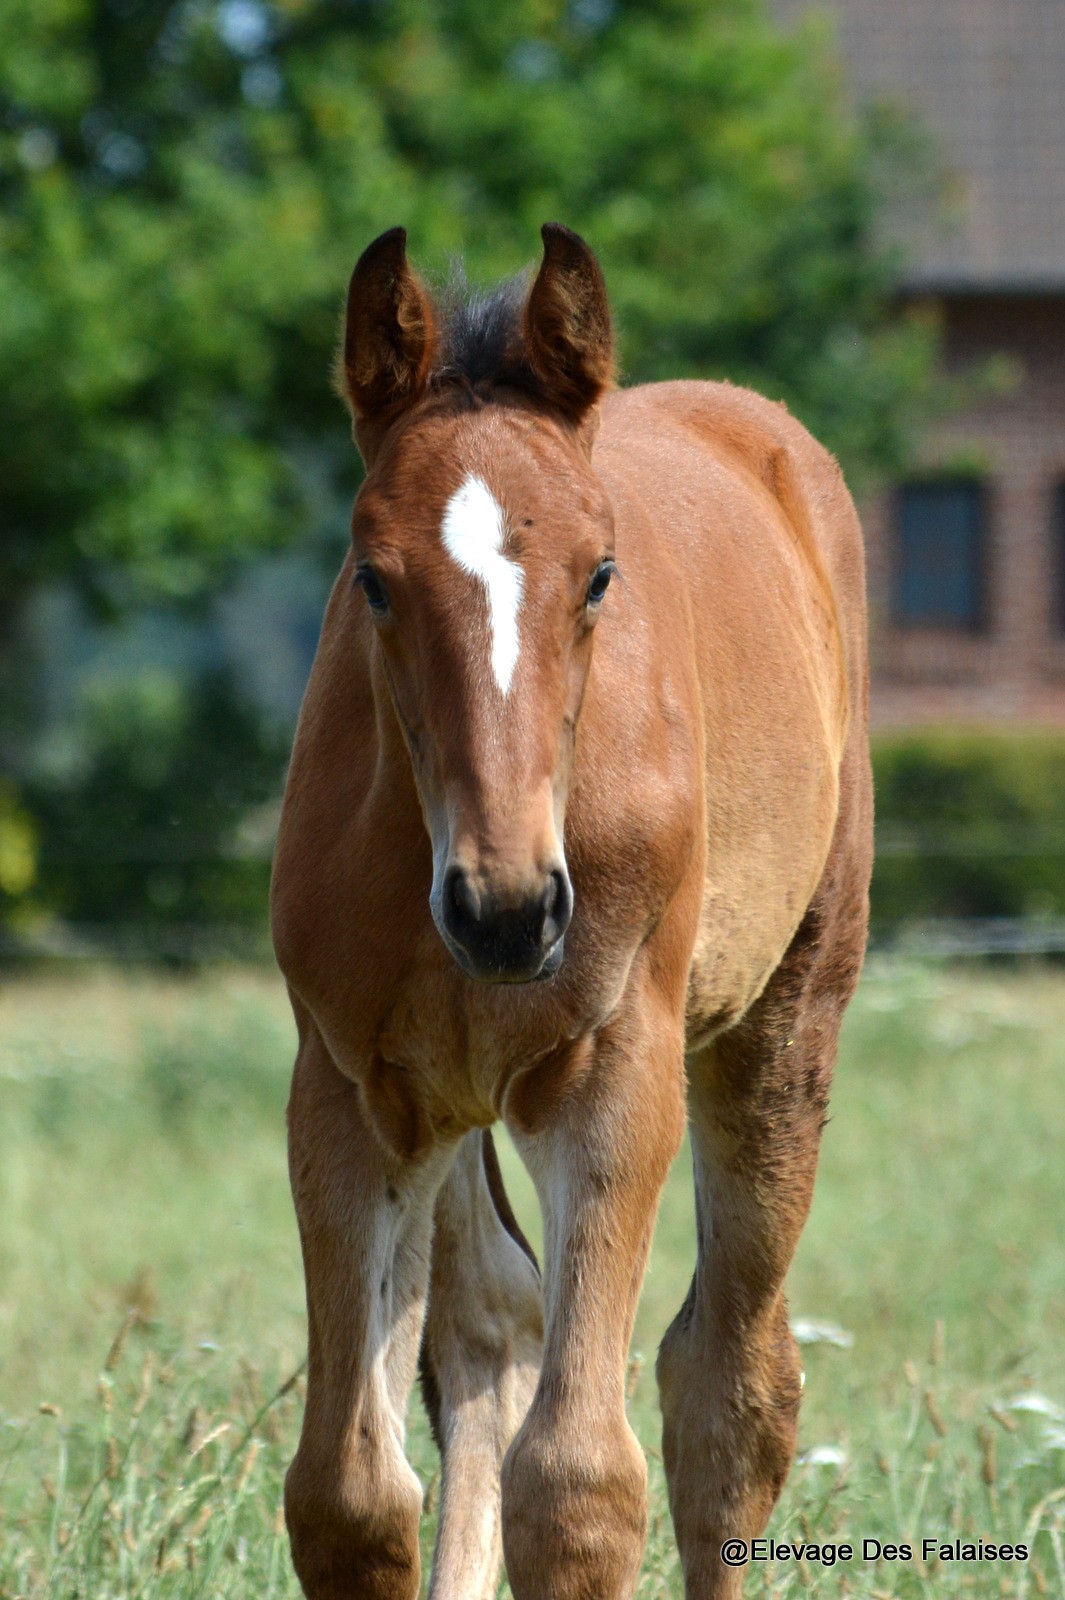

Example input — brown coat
[272,225,873,1600]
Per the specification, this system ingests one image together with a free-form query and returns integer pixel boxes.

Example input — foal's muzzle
[438,865,573,983]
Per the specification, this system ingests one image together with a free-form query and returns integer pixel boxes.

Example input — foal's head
[338,224,616,984]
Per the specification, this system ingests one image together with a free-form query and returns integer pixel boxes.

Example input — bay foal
[271,224,873,1600]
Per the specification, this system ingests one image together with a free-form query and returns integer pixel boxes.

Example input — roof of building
[770,0,1065,292]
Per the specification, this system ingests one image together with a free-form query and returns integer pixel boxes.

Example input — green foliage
[872,729,1065,925]
[0,0,938,623]
[1,0,945,941]
[0,782,37,899]
[21,671,284,943]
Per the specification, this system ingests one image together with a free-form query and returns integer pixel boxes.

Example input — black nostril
[444,866,481,934]
[438,861,571,975]
[542,868,573,944]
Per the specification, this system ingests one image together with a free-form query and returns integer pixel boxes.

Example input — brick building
[773,0,1065,727]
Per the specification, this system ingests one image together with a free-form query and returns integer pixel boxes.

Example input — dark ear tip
[540,221,588,255]
[539,224,605,286]
[352,226,409,278]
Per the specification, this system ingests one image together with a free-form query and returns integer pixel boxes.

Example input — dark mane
[430,267,531,392]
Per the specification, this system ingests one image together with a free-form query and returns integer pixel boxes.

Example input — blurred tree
[0,0,940,939]
[1,0,936,627]
[23,669,285,942]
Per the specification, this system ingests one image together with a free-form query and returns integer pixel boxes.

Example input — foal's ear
[523,223,614,422]
[339,227,436,456]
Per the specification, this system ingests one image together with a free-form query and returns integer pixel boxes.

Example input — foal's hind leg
[657,869,868,1598]
[285,1025,453,1600]
[420,1130,543,1600]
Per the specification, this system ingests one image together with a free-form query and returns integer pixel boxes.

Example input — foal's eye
[586,560,616,608]
[355,566,390,616]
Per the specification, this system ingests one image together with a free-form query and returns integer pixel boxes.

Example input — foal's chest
[363,930,634,1134]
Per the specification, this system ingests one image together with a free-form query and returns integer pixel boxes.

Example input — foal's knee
[284,1446,422,1600]
[501,1416,647,1600]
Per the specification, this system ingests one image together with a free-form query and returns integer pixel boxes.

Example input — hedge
[871,728,1065,928]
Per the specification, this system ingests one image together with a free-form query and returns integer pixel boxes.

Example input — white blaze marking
[440,475,523,695]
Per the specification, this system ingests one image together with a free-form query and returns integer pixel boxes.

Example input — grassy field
[0,962,1062,1598]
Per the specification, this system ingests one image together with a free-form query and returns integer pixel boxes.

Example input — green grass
[1,962,1062,1597]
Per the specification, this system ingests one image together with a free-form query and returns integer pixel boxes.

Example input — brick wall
[864,294,1065,727]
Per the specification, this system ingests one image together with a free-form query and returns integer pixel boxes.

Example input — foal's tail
[481,1128,540,1274]
[418,1128,541,1453]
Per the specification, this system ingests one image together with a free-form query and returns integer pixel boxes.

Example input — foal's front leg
[502,992,687,1600]
[285,1026,453,1600]
[421,1130,543,1600]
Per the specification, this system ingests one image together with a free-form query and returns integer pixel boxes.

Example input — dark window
[893,480,986,629]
